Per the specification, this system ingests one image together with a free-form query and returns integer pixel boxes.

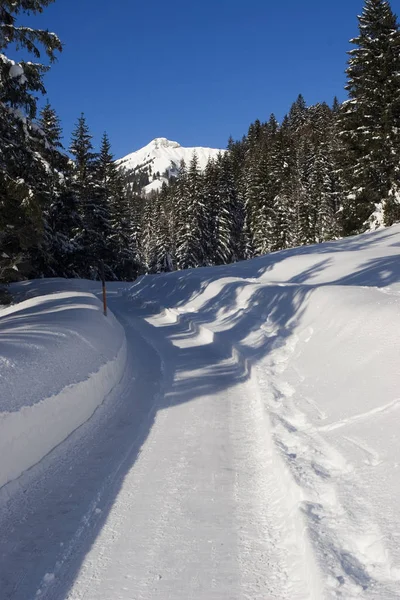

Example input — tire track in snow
[150,298,324,599]
[317,398,400,433]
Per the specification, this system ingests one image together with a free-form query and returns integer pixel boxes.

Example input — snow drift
[0,281,126,489]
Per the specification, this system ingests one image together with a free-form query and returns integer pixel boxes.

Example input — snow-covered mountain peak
[116,137,225,196]
[148,138,181,150]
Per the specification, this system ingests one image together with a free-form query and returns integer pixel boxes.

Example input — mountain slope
[116,137,224,195]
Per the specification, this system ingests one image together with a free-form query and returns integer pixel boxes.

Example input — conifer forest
[1,0,400,290]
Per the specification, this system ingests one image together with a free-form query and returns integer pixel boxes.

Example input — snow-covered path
[0,296,320,599]
[62,302,322,600]
[2,226,400,599]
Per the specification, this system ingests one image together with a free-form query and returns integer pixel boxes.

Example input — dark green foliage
[32,103,82,277]
[38,101,64,149]
[0,0,62,118]
[0,0,63,288]
[175,154,207,269]
[69,115,110,277]
[339,0,400,231]
[98,133,139,279]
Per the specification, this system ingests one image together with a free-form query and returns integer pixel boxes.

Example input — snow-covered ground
[0,281,126,489]
[1,226,400,599]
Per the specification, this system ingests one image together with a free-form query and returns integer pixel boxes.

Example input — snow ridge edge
[0,334,127,491]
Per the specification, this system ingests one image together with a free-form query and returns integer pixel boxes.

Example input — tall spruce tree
[0,0,62,286]
[34,102,81,276]
[70,115,111,277]
[152,183,174,273]
[202,158,219,264]
[140,195,157,273]
[214,153,238,264]
[0,1,62,118]
[176,156,207,270]
[288,94,308,131]
[340,0,400,232]
[184,153,207,269]
[98,133,138,279]
[39,101,64,148]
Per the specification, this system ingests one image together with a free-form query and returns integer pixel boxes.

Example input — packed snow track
[1,226,400,599]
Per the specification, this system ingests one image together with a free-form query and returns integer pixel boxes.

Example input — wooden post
[99,261,107,317]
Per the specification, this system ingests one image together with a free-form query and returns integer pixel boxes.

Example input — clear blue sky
[28,0,372,158]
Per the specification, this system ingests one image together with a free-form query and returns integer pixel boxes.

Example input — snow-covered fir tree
[0,0,62,287]
[214,153,238,264]
[69,115,112,278]
[34,103,80,277]
[175,156,207,270]
[97,133,139,280]
[152,183,175,273]
[340,0,400,232]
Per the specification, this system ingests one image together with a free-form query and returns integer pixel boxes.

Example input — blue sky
[28,0,369,158]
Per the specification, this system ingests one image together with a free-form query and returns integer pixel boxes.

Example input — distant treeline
[1,0,400,290]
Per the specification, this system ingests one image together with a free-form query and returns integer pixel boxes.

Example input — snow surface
[1,226,400,599]
[0,281,126,489]
[141,177,167,194]
[116,137,224,195]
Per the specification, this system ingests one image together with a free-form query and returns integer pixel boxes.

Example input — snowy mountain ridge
[116,137,225,195]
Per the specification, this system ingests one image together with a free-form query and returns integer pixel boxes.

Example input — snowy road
[62,300,322,600]
[2,227,400,600]
[0,296,321,600]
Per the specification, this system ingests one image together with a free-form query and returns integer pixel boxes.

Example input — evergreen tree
[70,114,97,185]
[332,96,341,114]
[202,158,219,264]
[0,1,62,119]
[188,153,207,268]
[175,156,207,270]
[152,183,174,273]
[38,101,64,148]
[125,185,144,273]
[174,159,188,270]
[294,139,315,246]
[34,103,80,276]
[248,149,273,255]
[340,0,400,231]
[0,0,62,286]
[98,133,138,279]
[246,119,263,150]
[226,137,247,260]
[70,115,111,277]
[214,153,239,264]
[288,94,308,131]
[140,195,157,273]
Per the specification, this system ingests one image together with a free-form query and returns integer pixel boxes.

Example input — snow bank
[0,282,126,489]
